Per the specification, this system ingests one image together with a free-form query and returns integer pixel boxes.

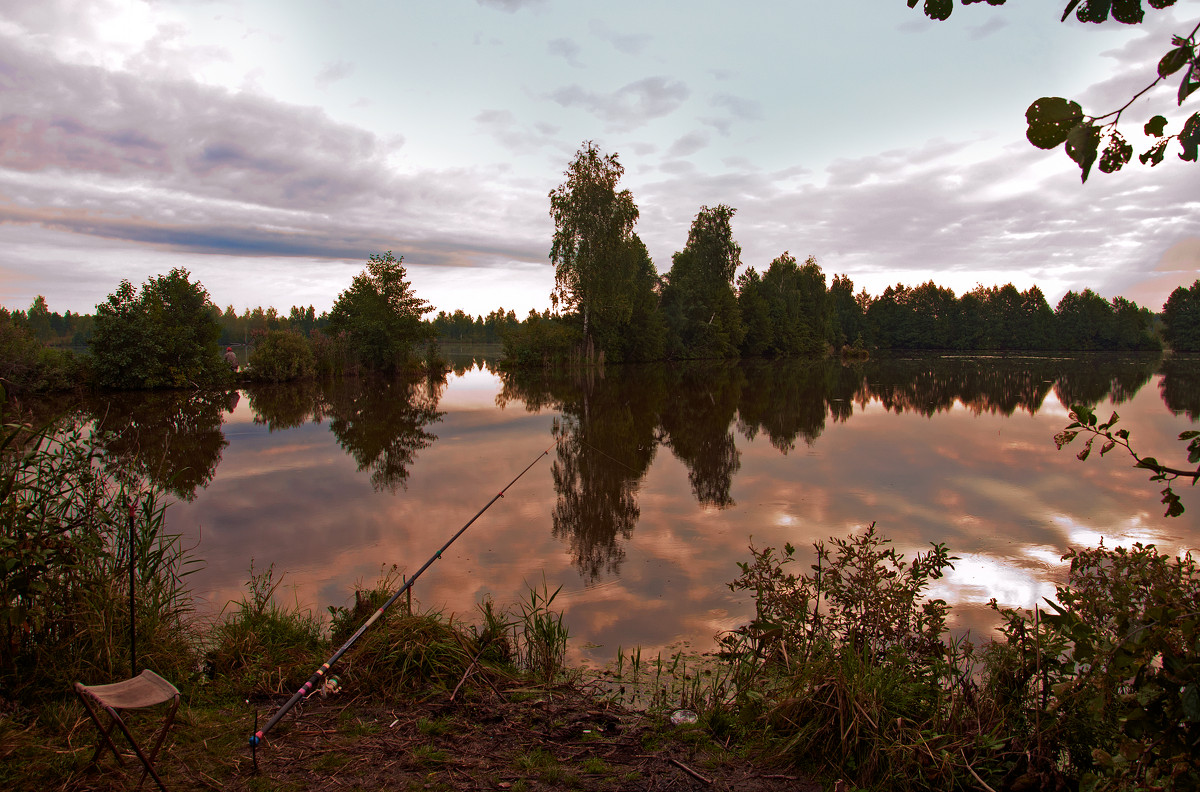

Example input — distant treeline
[0,254,442,395]
[503,273,1187,367]
[3,257,1199,395]
[9,279,1188,357]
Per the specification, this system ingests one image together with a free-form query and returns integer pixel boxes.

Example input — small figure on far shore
[224,346,238,372]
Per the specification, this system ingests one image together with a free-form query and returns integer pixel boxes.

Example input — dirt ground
[53,681,821,792]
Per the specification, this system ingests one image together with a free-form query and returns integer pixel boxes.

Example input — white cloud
[547,37,582,67]
[476,0,548,12]
[667,131,709,158]
[315,59,355,87]
[588,19,652,55]
[550,77,690,131]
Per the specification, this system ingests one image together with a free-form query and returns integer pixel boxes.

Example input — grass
[409,745,450,768]
[416,716,453,736]
[578,756,613,774]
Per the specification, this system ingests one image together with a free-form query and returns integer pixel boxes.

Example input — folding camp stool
[74,669,180,791]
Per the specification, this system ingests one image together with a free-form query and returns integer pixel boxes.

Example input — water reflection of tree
[736,360,831,453]
[861,357,1058,417]
[245,381,323,431]
[1159,356,1200,421]
[498,355,1177,564]
[1054,355,1159,408]
[553,371,660,581]
[89,389,235,501]
[501,365,660,581]
[659,363,744,508]
[825,362,867,424]
[322,375,445,493]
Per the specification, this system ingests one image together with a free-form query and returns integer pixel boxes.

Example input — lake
[72,353,1200,669]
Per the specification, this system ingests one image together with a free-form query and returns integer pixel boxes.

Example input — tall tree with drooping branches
[548,141,641,359]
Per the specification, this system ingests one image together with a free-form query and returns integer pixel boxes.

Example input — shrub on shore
[711,528,1200,792]
[0,309,88,395]
[246,329,316,382]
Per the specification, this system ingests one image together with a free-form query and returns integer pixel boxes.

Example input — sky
[1,0,1198,319]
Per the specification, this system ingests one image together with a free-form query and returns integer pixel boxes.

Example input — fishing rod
[248,440,556,754]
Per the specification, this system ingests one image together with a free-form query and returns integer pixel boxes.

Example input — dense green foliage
[661,205,745,359]
[1163,278,1200,351]
[5,295,93,346]
[738,253,828,357]
[549,143,640,355]
[247,328,316,382]
[500,310,581,368]
[328,251,434,373]
[90,268,230,389]
[908,0,1198,182]
[216,303,322,347]
[0,308,88,395]
[430,307,518,344]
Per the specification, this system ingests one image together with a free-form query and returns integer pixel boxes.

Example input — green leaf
[1066,122,1101,182]
[1179,112,1200,162]
[1026,97,1084,150]
[1159,46,1193,78]
[1179,63,1200,105]
[1139,138,1168,166]
[908,0,919,7]
[1163,487,1184,517]
[1111,0,1144,23]
[1061,0,1085,21]
[1099,133,1133,173]
[924,0,952,20]
[1055,430,1078,449]
[1136,456,1161,469]
[1144,115,1168,137]
[1182,683,1200,722]
[1075,0,1112,23]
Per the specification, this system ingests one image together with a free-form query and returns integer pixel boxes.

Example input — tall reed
[1,413,197,700]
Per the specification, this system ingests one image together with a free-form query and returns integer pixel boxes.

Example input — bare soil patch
[43,681,817,791]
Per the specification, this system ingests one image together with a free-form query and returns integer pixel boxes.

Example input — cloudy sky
[1,0,1198,319]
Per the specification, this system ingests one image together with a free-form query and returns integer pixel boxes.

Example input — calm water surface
[77,355,1200,667]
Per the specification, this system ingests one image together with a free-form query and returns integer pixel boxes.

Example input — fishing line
[248,439,557,755]
[575,437,645,476]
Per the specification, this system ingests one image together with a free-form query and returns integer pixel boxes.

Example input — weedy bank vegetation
[2,409,1198,791]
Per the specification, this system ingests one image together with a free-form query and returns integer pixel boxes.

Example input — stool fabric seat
[74,669,180,791]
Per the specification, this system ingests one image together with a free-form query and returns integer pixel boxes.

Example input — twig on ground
[668,756,712,785]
